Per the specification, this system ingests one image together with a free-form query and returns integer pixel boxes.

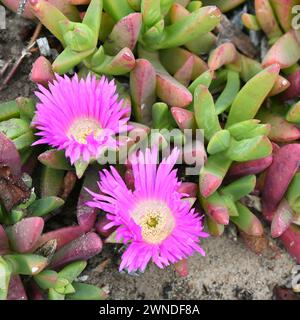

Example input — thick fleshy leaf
[226,64,280,127]
[262,144,300,221]
[40,167,65,198]
[104,13,142,55]
[38,149,72,170]
[58,260,87,283]
[6,217,44,253]
[0,257,11,300]
[34,270,58,290]
[130,59,156,124]
[53,47,95,74]
[67,283,108,300]
[208,43,238,71]
[286,101,300,124]
[91,47,136,75]
[271,199,294,238]
[103,0,134,21]
[270,0,298,32]
[37,226,85,251]
[199,153,232,198]
[221,175,256,202]
[28,197,64,217]
[280,224,300,263]
[29,0,75,45]
[206,216,224,236]
[226,156,273,181]
[225,136,273,162]
[201,192,230,225]
[231,202,263,236]
[31,56,55,87]
[50,232,102,269]
[171,107,196,130]
[160,47,208,80]
[215,70,240,115]
[254,0,282,42]
[281,69,300,101]
[142,6,221,49]
[7,275,27,300]
[258,108,300,142]
[0,100,20,123]
[16,97,35,122]
[4,254,48,275]
[139,47,192,108]
[262,31,300,69]
[77,167,98,232]
[194,84,221,140]
[0,132,22,176]
[207,130,231,155]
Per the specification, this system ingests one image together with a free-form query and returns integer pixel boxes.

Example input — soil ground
[0,11,297,300]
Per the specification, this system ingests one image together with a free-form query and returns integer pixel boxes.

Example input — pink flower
[86,147,208,272]
[33,74,130,164]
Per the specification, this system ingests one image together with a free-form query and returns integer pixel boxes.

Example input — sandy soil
[0,11,297,300]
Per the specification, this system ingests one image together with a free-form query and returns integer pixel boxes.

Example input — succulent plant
[1,0,300,299]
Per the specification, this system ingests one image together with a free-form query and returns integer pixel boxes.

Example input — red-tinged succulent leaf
[95,215,116,238]
[0,225,10,255]
[59,171,77,201]
[262,30,300,69]
[200,154,232,198]
[208,42,238,71]
[269,75,290,97]
[36,226,85,251]
[226,156,273,181]
[206,216,225,236]
[174,259,189,277]
[280,224,300,264]
[130,59,156,124]
[174,56,194,87]
[138,47,193,108]
[254,0,282,42]
[271,199,294,238]
[6,217,44,253]
[50,232,103,269]
[159,47,208,80]
[7,275,28,300]
[201,192,230,225]
[177,182,198,198]
[262,144,300,221]
[104,13,142,55]
[0,132,22,176]
[77,167,98,232]
[281,69,300,101]
[38,149,72,171]
[270,0,298,32]
[0,165,31,212]
[31,56,55,87]
[258,108,300,143]
[156,73,193,108]
[3,0,79,20]
[171,107,195,130]
[231,203,264,236]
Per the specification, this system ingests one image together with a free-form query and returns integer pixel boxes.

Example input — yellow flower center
[131,200,175,244]
[68,118,102,144]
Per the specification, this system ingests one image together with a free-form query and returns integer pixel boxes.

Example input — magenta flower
[86,147,208,272]
[33,74,130,164]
